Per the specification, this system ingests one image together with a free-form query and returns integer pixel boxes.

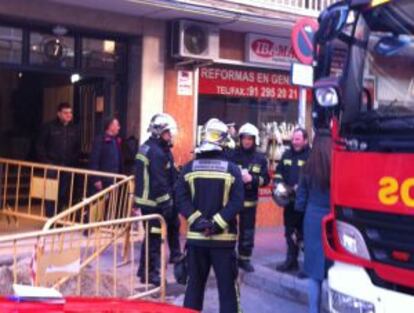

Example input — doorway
[0,69,113,162]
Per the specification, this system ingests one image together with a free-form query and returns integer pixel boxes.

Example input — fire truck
[309,0,414,312]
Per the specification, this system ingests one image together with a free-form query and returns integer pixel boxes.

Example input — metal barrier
[42,176,134,230]
[0,215,167,301]
[0,158,129,226]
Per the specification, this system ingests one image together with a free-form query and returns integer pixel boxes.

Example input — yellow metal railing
[0,158,129,227]
[42,176,134,230]
[0,215,167,301]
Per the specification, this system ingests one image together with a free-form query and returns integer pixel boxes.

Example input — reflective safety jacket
[175,151,244,248]
[228,147,270,207]
[274,146,310,188]
[134,137,177,210]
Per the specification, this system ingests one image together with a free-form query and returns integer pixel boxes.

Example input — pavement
[169,227,329,313]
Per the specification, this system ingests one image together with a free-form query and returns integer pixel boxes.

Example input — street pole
[298,87,307,128]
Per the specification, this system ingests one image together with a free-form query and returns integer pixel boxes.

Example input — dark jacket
[175,151,244,248]
[228,147,270,205]
[295,174,331,280]
[89,134,123,185]
[134,137,177,210]
[274,146,310,188]
[36,119,80,166]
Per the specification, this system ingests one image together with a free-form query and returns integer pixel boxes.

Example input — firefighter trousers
[238,205,257,260]
[184,245,241,313]
[137,208,162,278]
[165,211,181,259]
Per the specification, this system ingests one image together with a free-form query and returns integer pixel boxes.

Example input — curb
[240,262,329,311]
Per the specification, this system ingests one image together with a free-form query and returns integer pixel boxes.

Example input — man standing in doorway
[135,113,182,286]
[228,123,270,272]
[36,102,80,217]
[176,118,244,313]
[274,128,310,273]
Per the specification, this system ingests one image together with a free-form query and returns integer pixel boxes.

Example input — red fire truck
[310,0,414,312]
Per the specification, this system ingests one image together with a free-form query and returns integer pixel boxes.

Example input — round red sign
[291,18,319,65]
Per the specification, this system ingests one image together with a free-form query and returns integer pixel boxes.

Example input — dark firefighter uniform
[275,146,310,270]
[135,136,181,284]
[176,151,244,313]
[228,147,270,265]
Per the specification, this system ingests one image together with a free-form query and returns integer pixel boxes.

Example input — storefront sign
[245,33,298,67]
[177,70,193,96]
[199,66,304,100]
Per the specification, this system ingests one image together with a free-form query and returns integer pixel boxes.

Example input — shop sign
[199,66,305,100]
[245,33,298,67]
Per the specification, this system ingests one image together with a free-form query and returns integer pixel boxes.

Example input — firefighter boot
[238,258,255,273]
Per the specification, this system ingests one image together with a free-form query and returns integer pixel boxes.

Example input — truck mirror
[291,63,314,88]
[317,4,349,44]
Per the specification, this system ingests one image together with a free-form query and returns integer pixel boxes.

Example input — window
[0,26,22,63]
[30,32,75,68]
[82,38,125,71]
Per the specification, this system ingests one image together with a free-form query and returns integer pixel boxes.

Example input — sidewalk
[239,227,329,311]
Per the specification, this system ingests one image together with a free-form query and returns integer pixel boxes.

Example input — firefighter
[228,123,270,272]
[274,128,310,272]
[176,119,244,313]
[135,113,182,286]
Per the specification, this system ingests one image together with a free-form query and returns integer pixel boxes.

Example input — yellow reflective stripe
[184,171,234,181]
[184,171,235,206]
[136,153,149,165]
[252,165,261,173]
[156,193,170,204]
[187,231,237,241]
[244,201,257,208]
[143,165,150,200]
[187,176,196,200]
[298,160,305,167]
[275,174,283,179]
[259,177,265,186]
[188,210,202,225]
[150,227,162,234]
[238,254,251,260]
[283,159,292,166]
[213,213,228,229]
[135,197,156,207]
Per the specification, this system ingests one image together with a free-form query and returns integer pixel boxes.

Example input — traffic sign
[291,18,319,65]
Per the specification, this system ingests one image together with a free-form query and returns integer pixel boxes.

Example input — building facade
[0,0,335,225]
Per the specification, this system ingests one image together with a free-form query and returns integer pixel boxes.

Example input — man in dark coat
[89,117,123,192]
[274,128,310,272]
[36,102,80,217]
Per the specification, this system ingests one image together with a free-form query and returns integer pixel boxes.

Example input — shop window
[82,38,125,71]
[0,26,22,63]
[29,32,75,68]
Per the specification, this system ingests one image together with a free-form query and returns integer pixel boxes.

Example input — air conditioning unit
[171,20,219,61]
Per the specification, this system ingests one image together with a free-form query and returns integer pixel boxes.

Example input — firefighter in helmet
[228,123,270,272]
[135,113,182,286]
[176,118,244,313]
[273,128,310,273]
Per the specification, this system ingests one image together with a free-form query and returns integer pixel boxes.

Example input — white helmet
[148,113,177,138]
[197,118,229,153]
[239,123,260,146]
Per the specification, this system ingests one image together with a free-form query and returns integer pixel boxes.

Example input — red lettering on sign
[199,67,312,101]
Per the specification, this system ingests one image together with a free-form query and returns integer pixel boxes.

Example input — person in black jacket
[36,102,80,217]
[274,128,310,272]
[135,113,182,286]
[228,123,270,273]
[89,117,123,193]
[176,119,244,313]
